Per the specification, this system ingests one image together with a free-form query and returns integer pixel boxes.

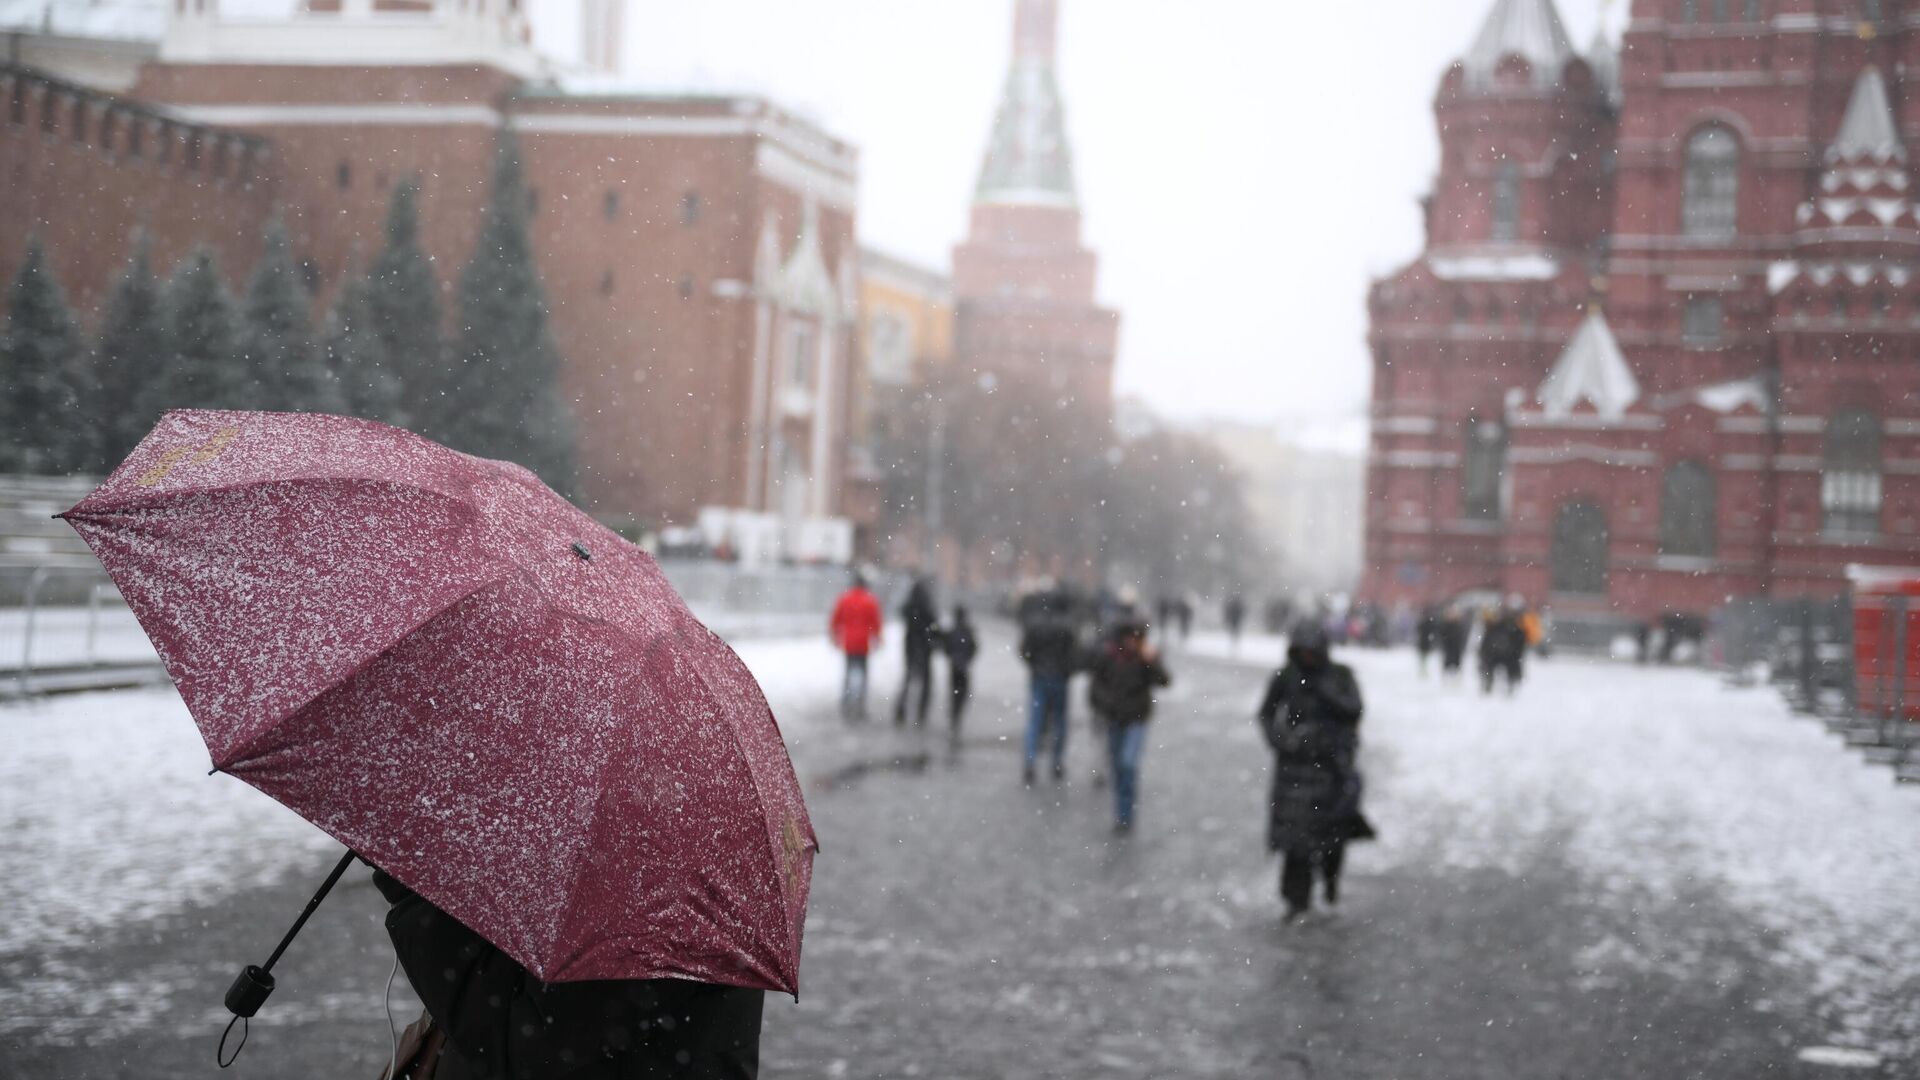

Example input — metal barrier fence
[1717,595,1854,710]
[0,565,161,696]
[1719,591,1920,781]
[0,556,919,699]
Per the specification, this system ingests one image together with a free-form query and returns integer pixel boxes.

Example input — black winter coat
[901,586,939,662]
[376,871,763,1080]
[1257,662,1374,854]
[1086,643,1170,726]
[1019,614,1080,678]
[1479,615,1527,664]
[943,621,979,670]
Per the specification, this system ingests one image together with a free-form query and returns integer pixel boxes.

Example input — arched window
[1824,409,1883,534]
[1683,126,1740,239]
[1660,462,1717,557]
[1463,417,1507,521]
[1552,501,1610,595]
[1491,161,1520,242]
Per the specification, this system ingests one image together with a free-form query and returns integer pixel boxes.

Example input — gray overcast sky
[530,1,1625,431]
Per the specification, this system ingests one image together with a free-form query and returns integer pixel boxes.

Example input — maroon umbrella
[60,410,817,995]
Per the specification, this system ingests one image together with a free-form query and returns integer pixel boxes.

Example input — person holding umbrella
[374,867,764,1078]
[58,411,818,1076]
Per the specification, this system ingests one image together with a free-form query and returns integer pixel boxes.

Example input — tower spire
[1461,0,1575,91]
[975,0,1076,207]
[1013,0,1057,62]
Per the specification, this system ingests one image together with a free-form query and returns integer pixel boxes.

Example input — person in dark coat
[1478,605,1527,695]
[1224,594,1248,648]
[895,577,939,726]
[1438,607,1469,677]
[943,604,979,737]
[1086,619,1171,833]
[373,869,763,1079]
[1019,589,1080,784]
[1415,605,1441,675]
[1258,624,1373,920]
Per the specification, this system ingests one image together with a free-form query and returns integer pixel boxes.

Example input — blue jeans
[1107,722,1147,826]
[1024,674,1069,771]
[841,653,868,718]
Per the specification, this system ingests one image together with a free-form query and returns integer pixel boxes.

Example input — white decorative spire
[1461,0,1576,92]
[1538,309,1639,422]
[1830,66,1906,165]
[1586,25,1620,105]
[976,0,1077,207]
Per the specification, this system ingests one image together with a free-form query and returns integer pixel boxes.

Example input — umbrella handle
[223,848,358,1020]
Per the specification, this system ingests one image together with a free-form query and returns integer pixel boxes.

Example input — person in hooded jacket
[1086,619,1171,833]
[1258,624,1374,920]
[895,577,940,726]
[828,575,882,721]
[372,869,763,1079]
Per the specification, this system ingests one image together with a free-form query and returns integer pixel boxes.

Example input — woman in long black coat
[1258,624,1374,919]
[375,868,763,1078]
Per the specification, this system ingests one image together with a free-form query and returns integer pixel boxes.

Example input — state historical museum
[1366,0,1920,637]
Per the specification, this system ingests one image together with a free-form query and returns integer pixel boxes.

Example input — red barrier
[1850,566,1920,721]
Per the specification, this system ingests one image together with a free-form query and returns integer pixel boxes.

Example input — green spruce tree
[446,132,579,495]
[136,248,249,421]
[367,178,445,432]
[92,233,167,468]
[1,239,96,474]
[323,274,406,426]
[242,216,343,414]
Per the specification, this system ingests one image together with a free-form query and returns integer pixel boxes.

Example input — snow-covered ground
[0,630,860,963]
[1183,630,1920,1061]
[9,623,1918,1059]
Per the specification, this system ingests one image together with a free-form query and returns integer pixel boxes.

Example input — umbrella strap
[217,1015,248,1068]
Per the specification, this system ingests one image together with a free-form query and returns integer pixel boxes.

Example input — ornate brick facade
[1366,0,1920,635]
[1,1,860,552]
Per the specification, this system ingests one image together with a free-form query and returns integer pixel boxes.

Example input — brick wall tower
[1364,0,1616,607]
[951,0,1119,413]
[1365,0,1920,636]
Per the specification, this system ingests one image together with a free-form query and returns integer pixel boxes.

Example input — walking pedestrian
[1258,623,1374,921]
[1415,604,1441,675]
[1478,604,1527,695]
[895,577,939,727]
[1438,606,1469,677]
[1019,588,1080,784]
[829,574,883,721]
[1087,619,1171,834]
[1224,594,1248,649]
[373,867,764,1079]
[943,604,979,738]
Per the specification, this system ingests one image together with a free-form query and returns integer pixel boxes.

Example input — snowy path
[4,625,1918,1076]
[0,632,859,964]
[1185,632,1920,1065]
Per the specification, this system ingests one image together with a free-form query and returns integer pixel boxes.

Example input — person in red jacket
[830,574,884,721]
